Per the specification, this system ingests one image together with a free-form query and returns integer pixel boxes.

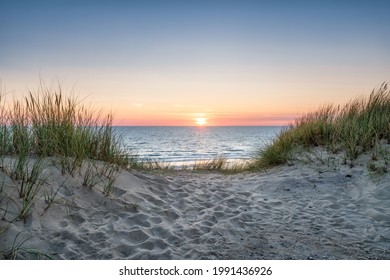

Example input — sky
[1,0,389,126]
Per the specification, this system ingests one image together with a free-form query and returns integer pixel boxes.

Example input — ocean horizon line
[112,125,286,128]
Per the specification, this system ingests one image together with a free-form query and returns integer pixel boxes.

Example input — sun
[195,117,207,126]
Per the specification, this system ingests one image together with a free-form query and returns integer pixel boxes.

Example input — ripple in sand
[131,213,152,228]
[127,228,150,244]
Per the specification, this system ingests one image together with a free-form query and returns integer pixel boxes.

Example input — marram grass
[251,83,390,169]
[0,84,134,226]
[0,84,130,167]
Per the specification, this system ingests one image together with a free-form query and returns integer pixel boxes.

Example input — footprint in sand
[59,220,68,228]
[120,228,150,244]
[88,231,108,244]
[130,213,152,228]
[66,214,86,226]
[162,209,180,221]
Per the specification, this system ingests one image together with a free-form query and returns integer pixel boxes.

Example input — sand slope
[0,152,389,259]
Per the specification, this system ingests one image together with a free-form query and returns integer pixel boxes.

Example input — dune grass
[191,157,251,173]
[135,156,251,174]
[0,84,129,167]
[251,83,390,169]
[0,83,134,224]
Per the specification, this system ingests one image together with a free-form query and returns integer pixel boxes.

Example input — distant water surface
[115,126,283,164]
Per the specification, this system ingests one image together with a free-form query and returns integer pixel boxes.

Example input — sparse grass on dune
[136,156,251,174]
[192,157,250,173]
[251,83,390,169]
[192,156,227,171]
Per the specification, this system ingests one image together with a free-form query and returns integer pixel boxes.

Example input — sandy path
[1,155,389,259]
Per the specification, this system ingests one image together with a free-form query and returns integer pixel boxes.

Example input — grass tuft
[193,156,228,171]
[0,83,131,168]
[0,83,135,221]
[2,231,52,259]
[252,83,390,169]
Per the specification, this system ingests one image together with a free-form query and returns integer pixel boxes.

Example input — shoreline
[136,158,252,170]
[1,147,389,259]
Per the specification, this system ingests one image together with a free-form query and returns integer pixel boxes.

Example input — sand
[0,149,389,259]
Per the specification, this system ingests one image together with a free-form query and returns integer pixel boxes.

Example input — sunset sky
[1,0,389,126]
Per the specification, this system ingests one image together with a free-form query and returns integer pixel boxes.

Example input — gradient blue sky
[1,0,389,125]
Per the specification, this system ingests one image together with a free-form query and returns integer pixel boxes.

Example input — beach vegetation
[17,159,47,220]
[2,231,51,259]
[3,231,30,259]
[140,160,175,171]
[81,160,100,188]
[0,83,137,256]
[193,156,227,170]
[367,161,387,175]
[100,162,119,196]
[252,83,390,169]
[42,179,66,213]
[0,157,48,221]
[0,83,130,168]
[0,82,135,222]
[135,156,251,173]
[192,156,250,173]
[0,177,5,220]
[367,143,389,176]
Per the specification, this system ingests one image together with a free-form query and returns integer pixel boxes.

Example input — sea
[115,126,283,165]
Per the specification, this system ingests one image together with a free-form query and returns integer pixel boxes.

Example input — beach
[1,148,389,260]
[2,0,390,267]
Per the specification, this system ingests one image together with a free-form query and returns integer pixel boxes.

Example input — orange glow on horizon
[112,111,298,126]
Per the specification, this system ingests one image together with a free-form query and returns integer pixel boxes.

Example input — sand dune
[0,150,389,259]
